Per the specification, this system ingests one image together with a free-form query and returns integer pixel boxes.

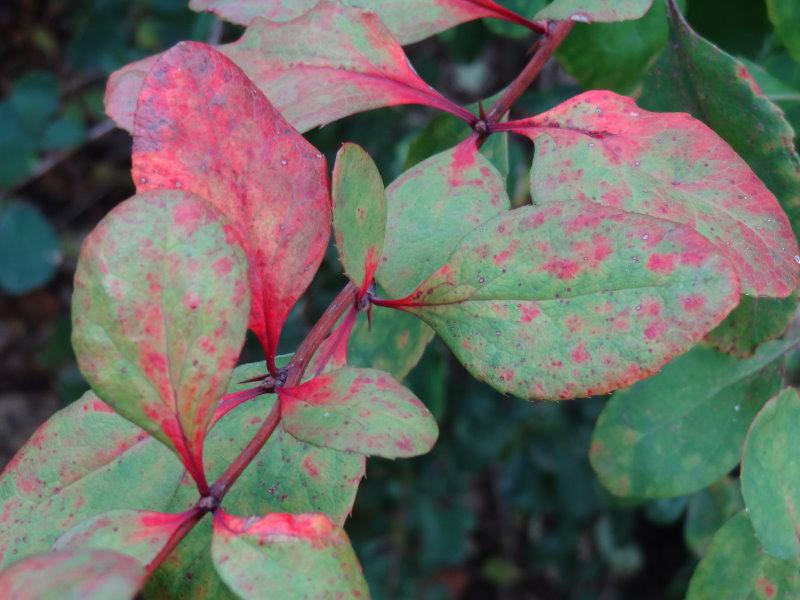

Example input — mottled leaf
[54,510,193,566]
[378,140,510,298]
[279,367,438,458]
[0,549,145,600]
[741,387,800,558]
[640,0,800,241]
[132,42,329,371]
[535,0,652,23]
[500,90,799,298]
[189,0,536,44]
[332,143,386,294]
[590,342,790,498]
[767,0,800,64]
[684,477,744,556]
[687,512,800,600]
[72,191,250,487]
[381,200,739,400]
[107,2,471,133]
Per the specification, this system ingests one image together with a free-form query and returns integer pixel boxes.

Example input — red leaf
[307,307,359,379]
[132,42,331,372]
[496,91,799,298]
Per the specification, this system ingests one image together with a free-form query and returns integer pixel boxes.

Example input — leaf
[686,512,800,600]
[54,510,193,565]
[0,200,61,295]
[706,292,798,358]
[279,367,439,458]
[0,549,145,600]
[0,392,184,569]
[378,140,511,299]
[535,0,652,23]
[72,190,250,487]
[211,511,369,600]
[767,0,800,64]
[382,200,739,400]
[741,387,800,558]
[639,0,800,242]
[189,0,536,44]
[332,143,387,294]
[684,477,744,557]
[132,42,329,371]
[9,71,59,134]
[590,341,790,498]
[107,2,471,133]
[502,90,799,298]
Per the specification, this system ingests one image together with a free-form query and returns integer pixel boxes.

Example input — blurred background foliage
[1,0,798,598]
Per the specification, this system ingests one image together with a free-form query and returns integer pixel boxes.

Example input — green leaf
[590,341,790,498]
[686,512,800,600]
[0,200,60,295]
[387,199,739,400]
[767,0,800,64]
[0,549,145,600]
[211,511,369,600]
[378,141,510,298]
[279,367,438,458]
[332,143,387,292]
[741,387,800,558]
[706,292,798,358]
[639,0,800,240]
[535,0,652,23]
[41,110,87,151]
[9,71,59,134]
[71,190,251,487]
[684,477,744,556]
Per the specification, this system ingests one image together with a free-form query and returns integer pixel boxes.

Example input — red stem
[145,507,204,576]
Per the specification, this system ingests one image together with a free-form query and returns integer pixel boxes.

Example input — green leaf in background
[332,143,387,292]
[71,191,250,486]
[741,387,800,558]
[767,0,800,63]
[535,0,652,23]
[639,0,800,237]
[0,200,61,295]
[686,512,800,599]
[394,200,739,400]
[0,101,38,189]
[737,56,800,134]
[706,292,798,358]
[41,106,87,151]
[590,341,790,498]
[279,367,439,458]
[378,142,510,298]
[8,71,59,134]
[0,549,145,600]
[684,476,744,556]
[211,511,369,600]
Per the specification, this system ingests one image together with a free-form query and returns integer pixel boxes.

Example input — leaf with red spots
[590,341,791,499]
[279,368,438,458]
[741,387,800,558]
[106,2,472,134]
[687,512,800,599]
[378,200,739,400]
[189,0,537,44]
[131,42,329,372]
[71,191,250,490]
[54,509,194,566]
[535,0,652,22]
[378,140,511,299]
[211,510,369,600]
[333,144,387,296]
[499,90,799,298]
[0,549,145,600]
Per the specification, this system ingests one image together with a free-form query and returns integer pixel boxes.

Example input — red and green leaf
[499,90,799,298]
[107,2,472,134]
[741,387,800,558]
[211,510,369,600]
[279,367,438,458]
[378,200,739,400]
[132,42,330,372]
[72,190,249,490]
[0,549,145,600]
[535,0,652,23]
[332,143,387,296]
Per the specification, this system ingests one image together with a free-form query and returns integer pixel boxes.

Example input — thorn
[478,101,487,122]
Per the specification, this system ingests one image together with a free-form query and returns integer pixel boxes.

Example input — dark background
[1,1,797,598]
